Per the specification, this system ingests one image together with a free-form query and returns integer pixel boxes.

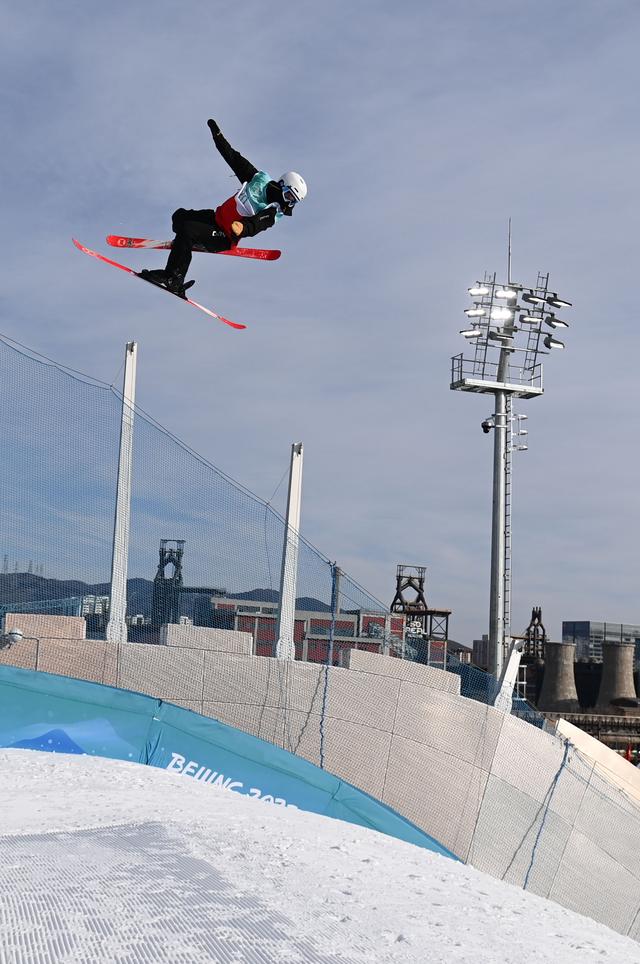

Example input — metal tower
[151,539,185,628]
[390,565,450,668]
[451,242,571,679]
[523,606,547,660]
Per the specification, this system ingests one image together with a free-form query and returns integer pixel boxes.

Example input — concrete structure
[1,615,640,941]
[596,642,639,714]
[555,718,640,805]
[160,623,254,655]
[537,641,580,714]
[2,612,86,640]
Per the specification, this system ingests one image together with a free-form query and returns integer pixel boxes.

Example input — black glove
[241,207,277,238]
[207,119,221,137]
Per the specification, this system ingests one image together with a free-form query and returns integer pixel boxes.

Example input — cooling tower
[537,641,580,713]
[596,642,639,714]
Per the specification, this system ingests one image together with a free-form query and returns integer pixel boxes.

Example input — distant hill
[0,573,332,616]
[0,573,152,617]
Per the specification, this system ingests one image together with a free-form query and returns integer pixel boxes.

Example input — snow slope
[1,749,638,964]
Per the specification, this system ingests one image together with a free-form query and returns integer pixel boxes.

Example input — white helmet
[278,171,307,207]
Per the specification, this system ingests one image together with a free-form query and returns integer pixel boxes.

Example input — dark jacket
[211,129,288,239]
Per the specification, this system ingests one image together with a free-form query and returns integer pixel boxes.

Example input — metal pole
[106,341,137,645]
[489,388,506,678]
[275,442,304,660]
[383,613,391,656]
[503,395,513,647]
[327,564,341,666]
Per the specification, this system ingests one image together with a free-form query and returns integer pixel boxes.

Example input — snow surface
[1,749,638,964]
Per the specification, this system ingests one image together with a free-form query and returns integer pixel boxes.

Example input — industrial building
[196,592,407,663]
[562,620,640,661]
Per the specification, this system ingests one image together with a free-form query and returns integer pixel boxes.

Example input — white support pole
[275,442,304,660]
[494,638,524,714]
[106,341,137,645]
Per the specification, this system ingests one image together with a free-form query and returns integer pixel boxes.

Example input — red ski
[106,235,280,260]
[72,240,246,330]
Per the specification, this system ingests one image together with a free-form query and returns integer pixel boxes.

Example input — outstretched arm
[208,119,258,183]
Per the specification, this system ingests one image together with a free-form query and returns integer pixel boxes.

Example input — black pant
[165,208,231,277]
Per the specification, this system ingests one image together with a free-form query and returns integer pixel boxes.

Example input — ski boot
[165,272,195,299]
[139,268,169,288]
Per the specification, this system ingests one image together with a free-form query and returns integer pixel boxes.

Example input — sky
[3,749,638,962]
[1,0,639,646]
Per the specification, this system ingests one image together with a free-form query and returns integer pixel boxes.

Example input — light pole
[451,253,572,680]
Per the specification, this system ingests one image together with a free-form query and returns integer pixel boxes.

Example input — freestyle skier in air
[140,119,307,298]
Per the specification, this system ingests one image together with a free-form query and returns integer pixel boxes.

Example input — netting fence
[0,333,389,656]
[2,332,640,941]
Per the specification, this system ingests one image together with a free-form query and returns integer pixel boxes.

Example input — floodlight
[543,333,565,350]
[495,288,518,300]
[490,306,514,321]
[460,329,483,339]
[544,314,569,329]
[519,313,541,324]
[465,307,486,317]
[547,294,572,309]
[514,444,528,451]
[488,330,512,341]
[522,292,546,305]
[469,285,490,296]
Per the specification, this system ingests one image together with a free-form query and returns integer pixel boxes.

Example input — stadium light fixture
[522,291,546,306]
[469,285,490,296]
[543,333,565,350]
[460,329,483,338]
[547,294,572,309]
[544,314,569,329]
[495,288,518,300]
[490,306,514,321]
[465,307,486,317]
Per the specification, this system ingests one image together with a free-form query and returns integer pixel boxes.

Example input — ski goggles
[281,186,299,207]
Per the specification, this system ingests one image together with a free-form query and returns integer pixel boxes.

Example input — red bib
[215,194,241,243]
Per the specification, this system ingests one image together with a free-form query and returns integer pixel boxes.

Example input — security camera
[0,627,24,649]
[481,418,495,434]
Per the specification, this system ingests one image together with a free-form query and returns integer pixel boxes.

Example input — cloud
[0,1,638,644]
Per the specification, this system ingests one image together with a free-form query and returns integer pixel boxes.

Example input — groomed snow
[1,749,638,963]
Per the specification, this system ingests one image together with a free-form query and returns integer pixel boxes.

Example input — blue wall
[0,665,456,859]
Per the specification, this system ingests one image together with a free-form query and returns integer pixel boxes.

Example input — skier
[140,119,307,297]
